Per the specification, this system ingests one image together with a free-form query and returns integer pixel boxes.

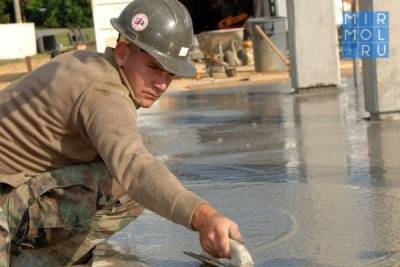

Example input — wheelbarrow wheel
[224,50,237,78]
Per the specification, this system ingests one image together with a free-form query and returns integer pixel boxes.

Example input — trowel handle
[185,239,254,267]
[226,239,254,267]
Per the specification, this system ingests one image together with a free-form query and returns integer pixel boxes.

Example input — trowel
[184,239,254,267]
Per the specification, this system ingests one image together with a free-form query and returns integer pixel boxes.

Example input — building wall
[91,0,130,53]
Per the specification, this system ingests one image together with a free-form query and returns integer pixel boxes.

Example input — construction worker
[0,0,243,265]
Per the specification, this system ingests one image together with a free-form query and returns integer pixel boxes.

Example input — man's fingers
[195,206,245,259]
[217,235,231,258]
[201,237,217,257]
[213,223,230,258]
[229,223,245,244]
[203,244,216,258]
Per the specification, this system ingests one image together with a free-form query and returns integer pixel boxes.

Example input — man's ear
[114,42,129,67]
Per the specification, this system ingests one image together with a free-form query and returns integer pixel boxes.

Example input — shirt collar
[104,47,141,109]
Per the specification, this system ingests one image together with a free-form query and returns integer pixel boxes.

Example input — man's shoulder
[0,48,129,112]
[50,49,123,92]
[54,50,113,74]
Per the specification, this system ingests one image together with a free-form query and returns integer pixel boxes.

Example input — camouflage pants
[0,162,144,266]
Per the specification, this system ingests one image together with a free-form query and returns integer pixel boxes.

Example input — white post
[286,0,341,90]
[361,0,400,120]
[13,0,22,23]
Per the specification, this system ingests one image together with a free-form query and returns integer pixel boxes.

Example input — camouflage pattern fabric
[0,161,144,266]
[0,207,10,267]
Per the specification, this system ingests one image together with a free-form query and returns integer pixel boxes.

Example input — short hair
[117,34,129,44]
[117,34,147,54]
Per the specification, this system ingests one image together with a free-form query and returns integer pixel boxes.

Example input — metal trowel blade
[183,251,231,267]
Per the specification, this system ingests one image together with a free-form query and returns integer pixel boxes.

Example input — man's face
[116,43,175,108]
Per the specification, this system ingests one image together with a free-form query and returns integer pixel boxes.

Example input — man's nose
[154,81,168,94]
[154,73,171,93]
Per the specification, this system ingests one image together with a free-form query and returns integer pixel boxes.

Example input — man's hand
[191,203,244,258]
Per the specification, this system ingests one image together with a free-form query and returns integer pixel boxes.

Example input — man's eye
[149,65,163,71]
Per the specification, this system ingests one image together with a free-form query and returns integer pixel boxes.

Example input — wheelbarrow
[196,28,248,78]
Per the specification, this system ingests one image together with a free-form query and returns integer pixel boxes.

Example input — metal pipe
[352,0,361,87]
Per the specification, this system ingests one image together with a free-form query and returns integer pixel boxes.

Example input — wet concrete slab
[104,77,400,266]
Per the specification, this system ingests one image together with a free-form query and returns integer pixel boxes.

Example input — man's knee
[0,161,143,265]
[93,195,144,236]
[36,198,143,265]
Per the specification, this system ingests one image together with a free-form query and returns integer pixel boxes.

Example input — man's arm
[74,87,244,258]
[191,203,244,258]
[74,88,205,227]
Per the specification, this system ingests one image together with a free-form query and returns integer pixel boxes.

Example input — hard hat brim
[111,18,196,78]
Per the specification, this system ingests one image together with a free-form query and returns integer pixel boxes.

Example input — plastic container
[248,17,288,72]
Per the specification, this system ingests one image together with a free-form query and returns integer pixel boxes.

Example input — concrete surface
[287,0,341,89]
[70,74,400,266]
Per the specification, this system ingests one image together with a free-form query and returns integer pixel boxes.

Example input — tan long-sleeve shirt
[0,48,205,228]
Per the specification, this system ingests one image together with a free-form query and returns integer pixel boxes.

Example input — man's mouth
[143,91,158,100]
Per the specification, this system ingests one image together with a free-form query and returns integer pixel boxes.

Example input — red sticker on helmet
[131,14,148,31]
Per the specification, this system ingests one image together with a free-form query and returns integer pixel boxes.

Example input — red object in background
[218,13,249,29]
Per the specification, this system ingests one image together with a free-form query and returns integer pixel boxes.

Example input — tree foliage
[0,0,93,27]
[26,0,93,28]
[25,0,93,28]
[0,0,13,23]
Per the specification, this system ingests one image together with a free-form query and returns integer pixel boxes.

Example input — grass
[0,28,96,67]
[55,28,96,49]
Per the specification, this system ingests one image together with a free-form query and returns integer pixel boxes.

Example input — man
[0,0,243,265]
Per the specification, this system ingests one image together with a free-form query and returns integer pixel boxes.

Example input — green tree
[24,0,93,28]
[0,0,12,23]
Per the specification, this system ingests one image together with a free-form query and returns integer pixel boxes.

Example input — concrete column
[286,0,341,90]
[361,1,400,120]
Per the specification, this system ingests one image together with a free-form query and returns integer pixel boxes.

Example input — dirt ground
[0,54,354,92]
[0,56,50,90]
